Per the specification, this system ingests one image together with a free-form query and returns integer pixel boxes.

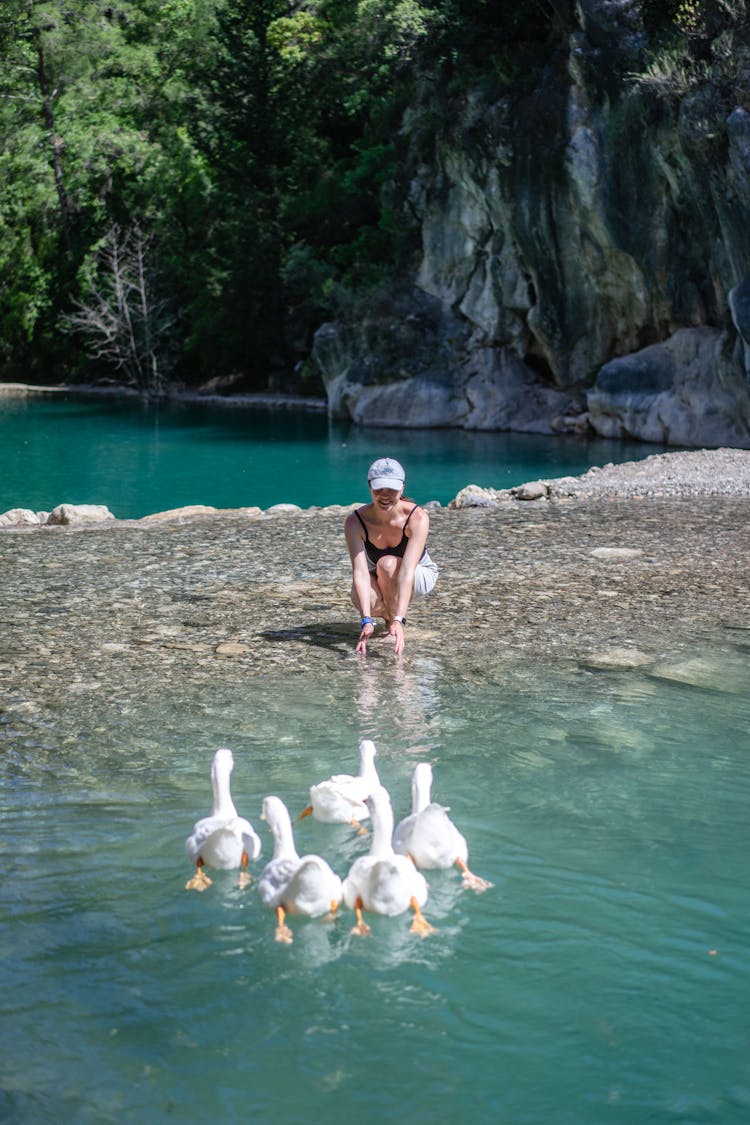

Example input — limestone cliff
[313,0,750,447]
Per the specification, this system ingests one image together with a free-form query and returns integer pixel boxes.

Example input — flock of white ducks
[185,740,492,942]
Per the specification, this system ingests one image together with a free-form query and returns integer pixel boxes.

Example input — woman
[345,457,438,656]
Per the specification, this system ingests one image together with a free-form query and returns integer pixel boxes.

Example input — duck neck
[369,797,394,859]
[212,761,238,819]
[271,809,300,863]
[359,747,379,787]
[412,768,433,815]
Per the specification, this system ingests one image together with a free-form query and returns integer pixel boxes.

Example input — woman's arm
[344,512,376,654]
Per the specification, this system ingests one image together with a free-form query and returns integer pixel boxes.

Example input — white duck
[392,762,493,892]
[258,795,343,944]
[185,748,262,891]
[299,739,380,831]
[342,784,434,937]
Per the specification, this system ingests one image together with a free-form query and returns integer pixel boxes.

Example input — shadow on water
[260,620,354,655]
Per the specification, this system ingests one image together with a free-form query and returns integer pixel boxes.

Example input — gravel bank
[451,448,750,505]
[1,451,749,730]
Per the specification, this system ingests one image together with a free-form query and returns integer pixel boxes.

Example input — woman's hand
[356,620,375,655]
[388,619,405,655]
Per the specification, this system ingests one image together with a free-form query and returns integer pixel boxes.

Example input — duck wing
[258,856,299,906]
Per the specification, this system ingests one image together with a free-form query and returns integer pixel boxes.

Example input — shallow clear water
[0,396,680,518]
[3,397,747,1121]
[2,653,749,1123]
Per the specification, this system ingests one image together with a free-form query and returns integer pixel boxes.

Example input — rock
[0,508,43,527]
[312,279,585,432]
[462,349,583,433]
[46,504,115,526]
[546,449,750,498]
[342,375,462,429]
[589,547,643,560]
[728,273,750,377]
[514,481,548,501]
[581,646,654,670]
[138,505,221,524]
[214,642,248,657]
[587,328,750,447]
[448,484,504,509]
[313,503,360,515]
[648,657,745,693]
[264,503,302,515]
[551,412,592,435]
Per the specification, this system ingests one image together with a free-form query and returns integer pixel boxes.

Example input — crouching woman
[345,457,438,656]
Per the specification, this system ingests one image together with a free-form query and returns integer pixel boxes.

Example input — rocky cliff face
[313,0,750,447]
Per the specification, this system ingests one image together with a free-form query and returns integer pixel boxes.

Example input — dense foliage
[0,0,741,393]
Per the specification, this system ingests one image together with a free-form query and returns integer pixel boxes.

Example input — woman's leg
[350,573,388,619]
[375,555,412,624]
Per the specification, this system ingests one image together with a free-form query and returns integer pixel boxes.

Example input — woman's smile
[372,488,400,509]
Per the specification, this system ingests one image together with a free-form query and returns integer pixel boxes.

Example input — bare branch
[61,224,176,397]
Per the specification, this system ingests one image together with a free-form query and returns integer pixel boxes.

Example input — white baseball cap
[367,457,405,491]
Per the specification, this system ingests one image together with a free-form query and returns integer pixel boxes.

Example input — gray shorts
[413,552,439,597]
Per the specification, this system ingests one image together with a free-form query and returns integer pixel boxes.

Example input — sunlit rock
[589,547,644,560]
[138,505,220,523]
[264,503,302,515]
[0,508,43,527]
[448,484,504,509]
[514,481,548,501]
[46,504,115,525]
[214,642,248,657]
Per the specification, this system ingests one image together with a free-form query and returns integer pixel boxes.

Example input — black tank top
[354,505,419,567]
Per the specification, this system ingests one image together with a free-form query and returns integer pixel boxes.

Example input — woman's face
[370,486,402,510]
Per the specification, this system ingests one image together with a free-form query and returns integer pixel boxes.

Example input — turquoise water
[2,395,748,1122]
[0,395,680,518]
[2,653,749,1123]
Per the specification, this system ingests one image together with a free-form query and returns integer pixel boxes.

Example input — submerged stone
[581,647,654,671]
[647,657,747,693]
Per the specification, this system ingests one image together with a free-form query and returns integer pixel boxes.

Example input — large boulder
[46,504,115,526]
[0,508,45,527]
[587,328,750,446]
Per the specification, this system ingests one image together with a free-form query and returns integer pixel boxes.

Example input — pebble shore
[1,450,749,726]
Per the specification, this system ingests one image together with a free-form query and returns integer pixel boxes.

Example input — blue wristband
[360,616,375,628]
